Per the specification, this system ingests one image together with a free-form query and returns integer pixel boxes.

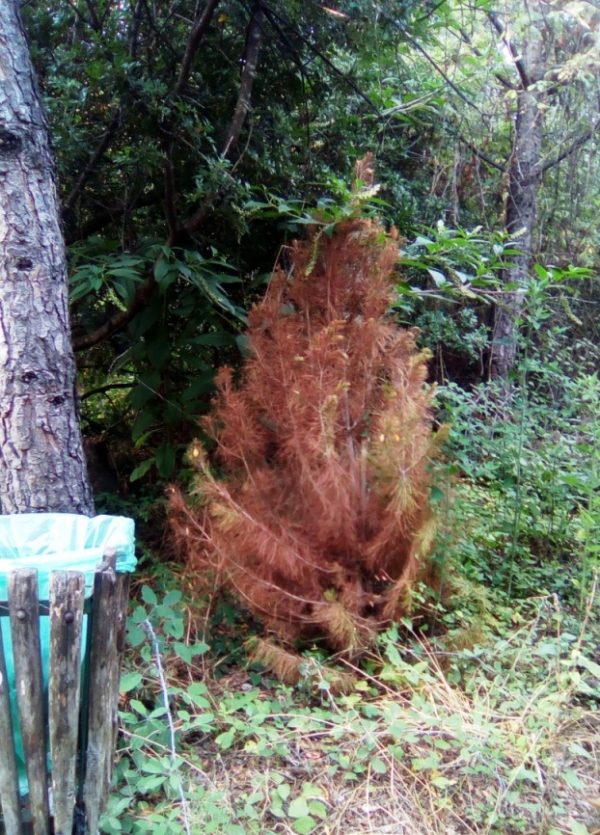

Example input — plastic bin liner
[0,513,136,795]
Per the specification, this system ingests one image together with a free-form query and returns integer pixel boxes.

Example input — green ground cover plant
[101,576,599,834]
[94,268,600,835]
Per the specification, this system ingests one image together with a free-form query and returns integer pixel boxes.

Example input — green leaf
[163,615,184,639]
[141,586,158,606]
[563,770,584,790]
[131,303,161,337]
[130,699,149,716]
[120,671,143,693]
[371,757,387,774]
[191,332,237,346]
[173,641,209,664]
[140,756,171,774]
[575,653,600,678]
[430,485,445,504]
[132,410,155,442]
[215,730,236,749]
[292,818,317,834]
[136,774,166,793]
[568,821,590,835]
[146,333,170,369]
[155,442,176,478]
[411,753,441,771]
[427,268,448,287]
[127,625,146,647]
[129,458,154,482]
[277,783,291,801]
[191,712,215,728]
[154,257,176,288]
[162,590,183,606]
[181,373,216,401]
[288,797,310,818]
[431,775,454,788]
[307,800,327,819]
[107,267,142,280]
[101,816,122,832]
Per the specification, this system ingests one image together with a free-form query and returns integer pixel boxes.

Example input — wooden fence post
[0,558,130,835]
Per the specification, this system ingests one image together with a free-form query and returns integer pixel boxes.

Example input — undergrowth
[100,577,599,835]
[100,350,600,834]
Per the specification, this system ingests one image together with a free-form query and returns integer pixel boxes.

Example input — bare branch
[83,0,101,31]
[455,25,518,90]
[65,191,156,244]
[74,275,156,351]
[163,151,178,239]
[263,3,380,113]
[487,11,530,89]
[399,30,482,113]
[64,108,122,212]
[537,117,600,175]
[73,3,226,351]
[221,3,265,158]
[458,134,506,173]
[61,0,91,28]
[173,0,222,97]
[128,0,145,59]
[81,382,135,401]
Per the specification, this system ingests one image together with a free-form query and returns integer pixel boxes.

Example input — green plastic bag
[0,513,136,793]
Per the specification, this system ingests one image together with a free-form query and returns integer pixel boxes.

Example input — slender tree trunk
[0,1,93,514]
[491,87,543,378]
[490,19,545,379]
[221,4,265,158]
[490,5,547,378]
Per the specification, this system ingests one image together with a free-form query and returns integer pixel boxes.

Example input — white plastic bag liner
[0,513,136,598]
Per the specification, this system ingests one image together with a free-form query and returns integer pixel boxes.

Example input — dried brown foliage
[171,208,438,651]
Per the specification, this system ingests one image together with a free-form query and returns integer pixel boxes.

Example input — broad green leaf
[292,817,317,834]
[564,770,584,790]
[120,671,143,693]
[155,442,176,478]
[141,585,158,606]
[288,797,310,818]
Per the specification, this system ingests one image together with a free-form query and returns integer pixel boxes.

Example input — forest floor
[104,574,600,835]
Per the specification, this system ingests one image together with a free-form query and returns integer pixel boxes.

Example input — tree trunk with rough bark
[490,11,546,379]
[491,87,543,378]
[0,1,93,514]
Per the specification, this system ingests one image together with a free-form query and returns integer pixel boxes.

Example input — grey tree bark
[0,1,93,514]
[489,8,546,379]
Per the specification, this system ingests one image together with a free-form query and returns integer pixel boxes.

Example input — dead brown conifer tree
[172,178,439,652]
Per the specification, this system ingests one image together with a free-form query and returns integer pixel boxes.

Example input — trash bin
[0,513,136,834]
